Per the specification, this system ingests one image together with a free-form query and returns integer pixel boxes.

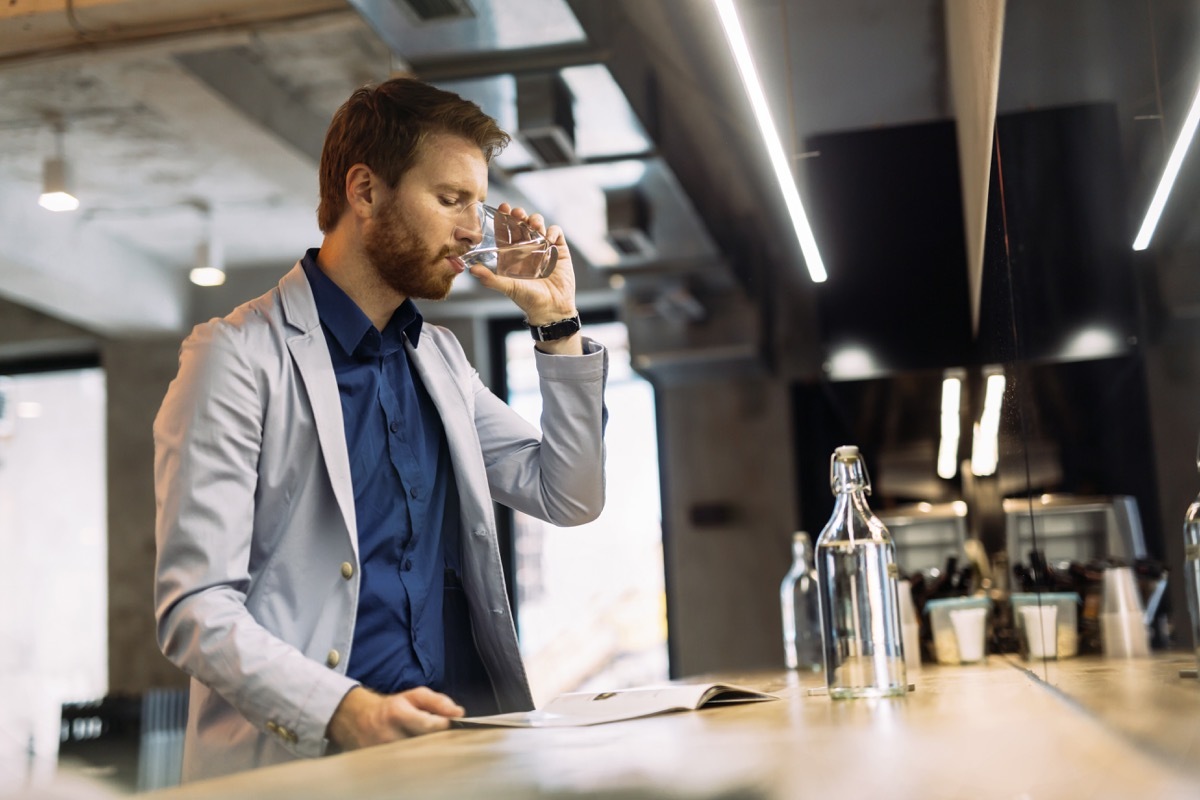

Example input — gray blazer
[153,264,607,781]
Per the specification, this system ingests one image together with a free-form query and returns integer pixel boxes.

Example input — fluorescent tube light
[941,376,962,416]
[712,0,827,283]
[1132,78,1200,251]
[970,421,996,477]
[937,376,962,479]
[971,373,1006,477]
[982,373,1006,415]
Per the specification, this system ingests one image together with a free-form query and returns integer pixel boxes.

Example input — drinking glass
[454,203,559,279]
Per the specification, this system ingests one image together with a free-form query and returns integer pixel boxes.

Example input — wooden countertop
[150,656,1200,799]
[1012,651,1200,778]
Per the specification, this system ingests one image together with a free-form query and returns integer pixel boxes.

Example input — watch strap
[527,314,582,342]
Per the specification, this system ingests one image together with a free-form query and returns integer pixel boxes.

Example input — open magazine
[454,682,778,728]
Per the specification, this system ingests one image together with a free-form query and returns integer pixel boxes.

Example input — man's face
[362,132,488,301]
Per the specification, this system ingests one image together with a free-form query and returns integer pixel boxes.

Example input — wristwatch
[527,314,582,342]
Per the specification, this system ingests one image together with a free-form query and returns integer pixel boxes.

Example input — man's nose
[455,206,485,248]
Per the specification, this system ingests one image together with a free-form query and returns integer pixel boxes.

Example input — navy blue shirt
[301,250,461,695]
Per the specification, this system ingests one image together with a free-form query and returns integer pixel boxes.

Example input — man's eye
[440,197,460,207]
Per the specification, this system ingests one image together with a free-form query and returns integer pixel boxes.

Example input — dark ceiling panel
[805,119,972,379]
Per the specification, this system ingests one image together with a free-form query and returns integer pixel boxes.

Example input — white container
[1011,592,1080,659]
[924,596,991,665]
[1101,566,1150,658]
[949,607,988,663]
[1021,604,1059,659]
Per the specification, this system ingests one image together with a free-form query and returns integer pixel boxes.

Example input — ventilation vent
[516,73,578,167]
[393,0,475,23]
[608,228,655,257]
[520,128,578,168]
[605,186,655,257]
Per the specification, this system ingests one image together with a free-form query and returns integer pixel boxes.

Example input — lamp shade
[38,156,79,212]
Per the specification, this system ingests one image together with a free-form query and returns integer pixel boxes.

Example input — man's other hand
[326,686,465,750]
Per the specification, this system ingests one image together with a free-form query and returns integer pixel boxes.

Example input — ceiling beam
[0,0,350,66]
[0,194,186,335]
[409,43,607,82]
[175,46,330,163]
[946,0,1007,336]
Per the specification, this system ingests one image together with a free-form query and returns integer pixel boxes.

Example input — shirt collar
[300,248,424,356]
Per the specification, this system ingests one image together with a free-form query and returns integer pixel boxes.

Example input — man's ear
[345,163,379,219]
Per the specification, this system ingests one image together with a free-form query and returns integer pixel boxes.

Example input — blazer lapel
[278,265,359,556]
[407,337,489,525]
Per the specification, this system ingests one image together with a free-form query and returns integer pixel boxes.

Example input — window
[503,322,667,705]
[0,367,107,781]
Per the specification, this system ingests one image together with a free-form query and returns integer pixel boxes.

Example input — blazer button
[340,562,354,580]
[327,649,340,668]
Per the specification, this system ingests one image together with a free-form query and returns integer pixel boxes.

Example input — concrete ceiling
[1,0,1198,361]
[0,0,392,333]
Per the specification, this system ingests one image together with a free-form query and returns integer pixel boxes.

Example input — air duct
[390,0,475,23]
[515,73,578,167]
[604,185,655,257]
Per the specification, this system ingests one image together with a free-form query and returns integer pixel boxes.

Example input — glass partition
[990,0,1198,679]
[790,0,1199,683]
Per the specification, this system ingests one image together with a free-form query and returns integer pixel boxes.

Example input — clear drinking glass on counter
[1100,566,1150,658]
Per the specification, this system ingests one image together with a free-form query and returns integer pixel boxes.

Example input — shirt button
[409,487,419,499]
[340,562,354,580]
[326,649,340,668]
[390,421,400,433]
[403,559,413,572]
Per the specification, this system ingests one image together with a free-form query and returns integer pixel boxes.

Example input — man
[153,78,607,782]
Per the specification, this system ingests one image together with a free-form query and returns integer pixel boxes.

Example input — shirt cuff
[532,337,606,381]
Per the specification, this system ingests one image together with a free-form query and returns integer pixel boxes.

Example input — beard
[362,194,458,301]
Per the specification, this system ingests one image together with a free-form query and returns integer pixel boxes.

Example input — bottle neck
[823,486,884,542]
[830,488,868,521]
[821,449,882,544]
[791,534,811,566]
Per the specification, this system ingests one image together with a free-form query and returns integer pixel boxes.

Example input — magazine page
[455,683,776,729]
